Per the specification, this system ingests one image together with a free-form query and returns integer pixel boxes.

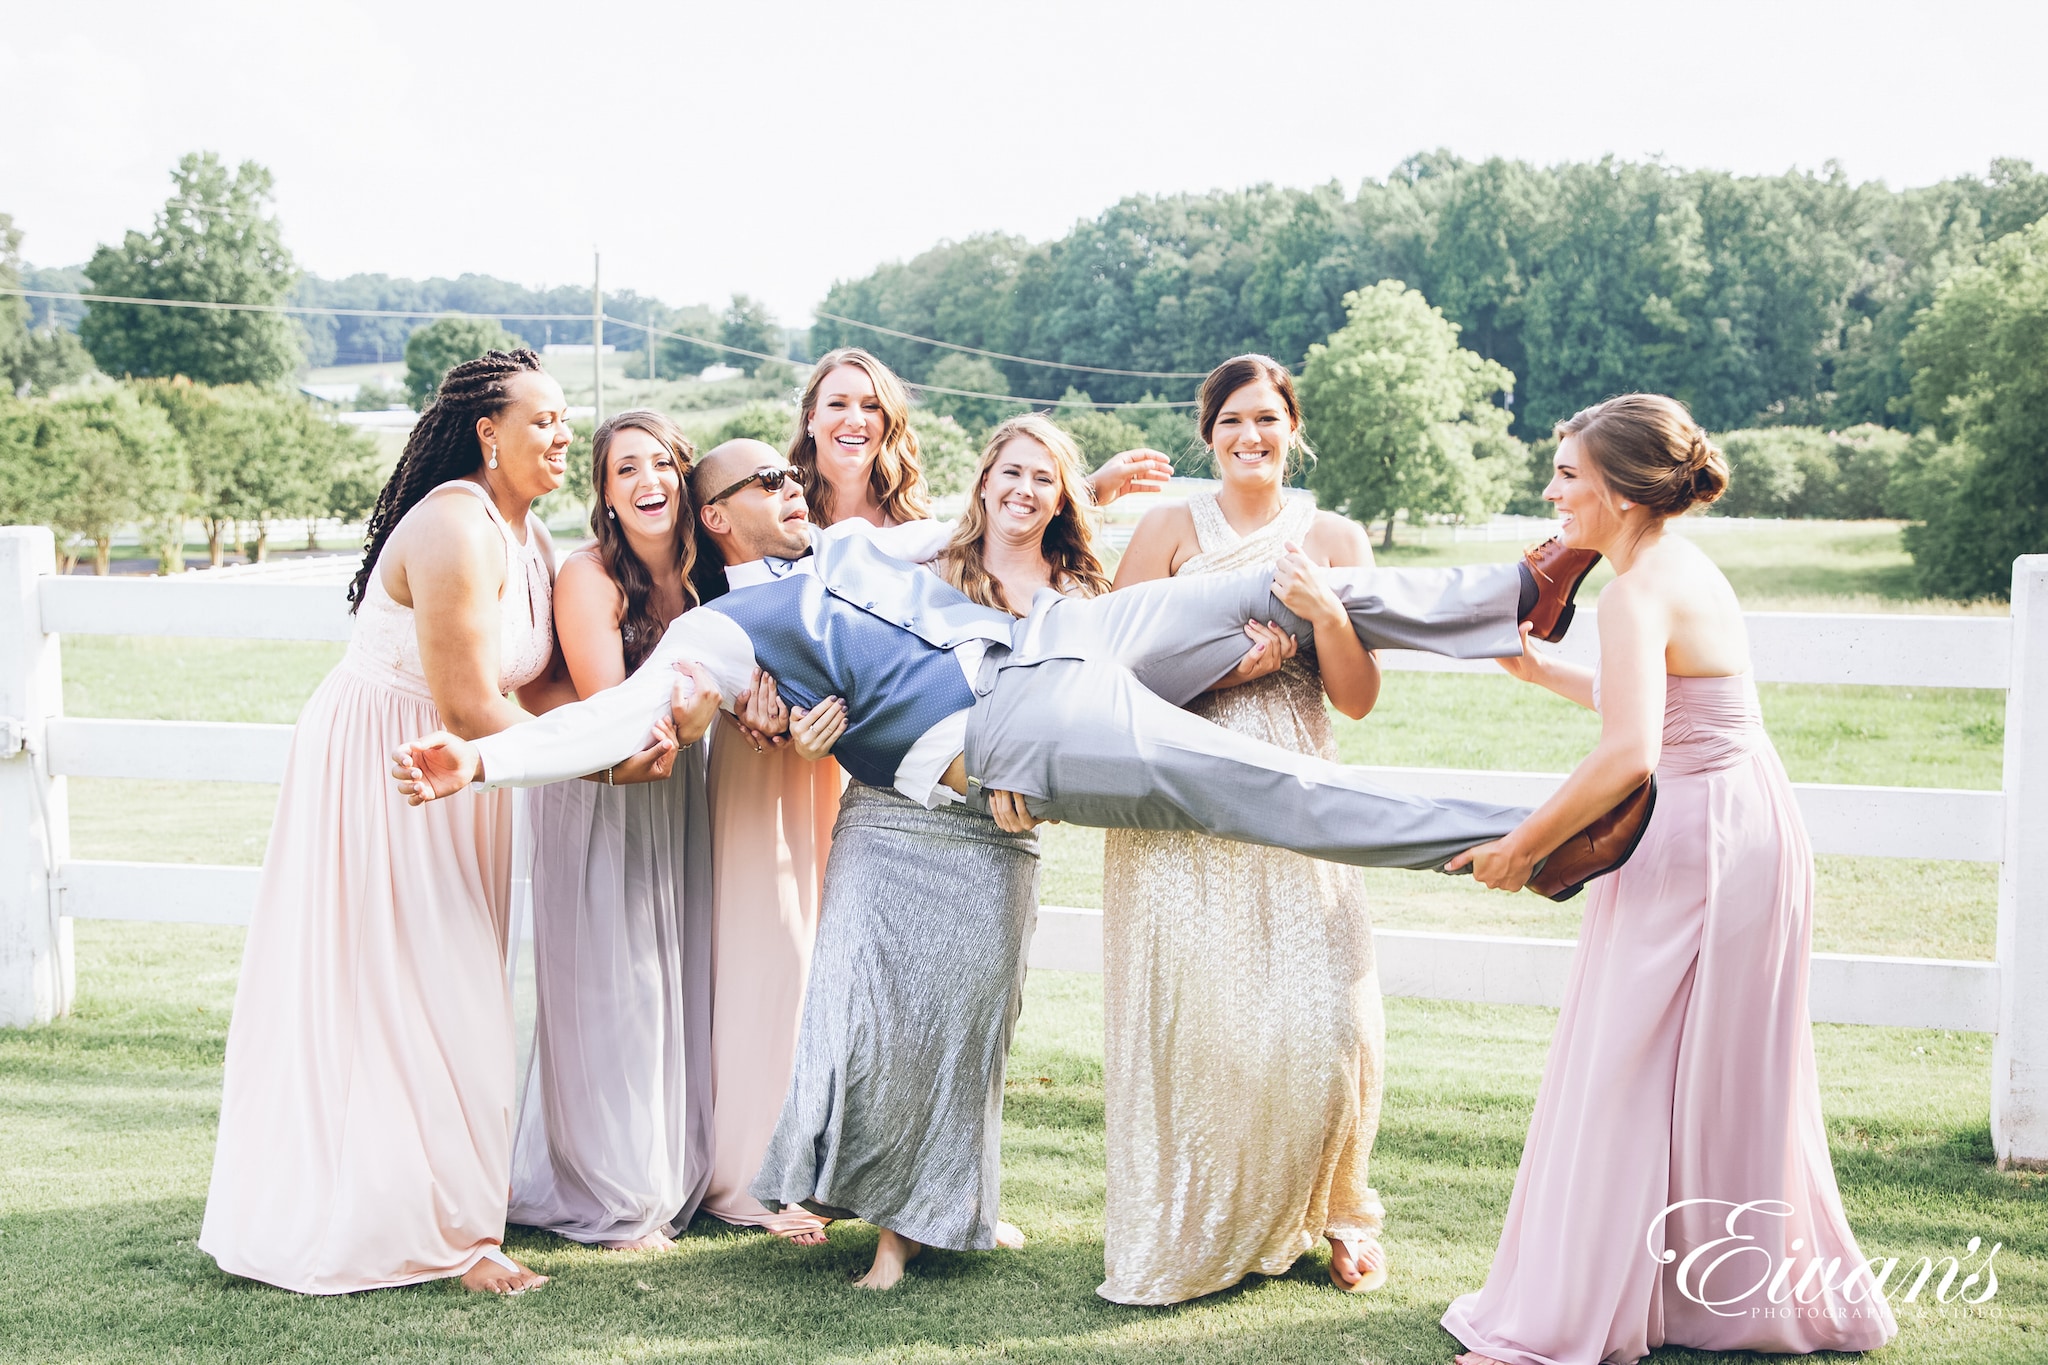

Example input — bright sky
[6,0,2046,323]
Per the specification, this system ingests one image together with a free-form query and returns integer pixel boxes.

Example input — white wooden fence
[2,525,2044,1167]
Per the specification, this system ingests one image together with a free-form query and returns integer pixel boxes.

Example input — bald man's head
[691,439,785,504]
[692,438,811,564]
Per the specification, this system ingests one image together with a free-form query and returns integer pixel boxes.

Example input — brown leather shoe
[1528,776,1657,902]
[1522,537,1602,643]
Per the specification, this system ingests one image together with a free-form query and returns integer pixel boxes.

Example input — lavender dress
[507,698,714,1242]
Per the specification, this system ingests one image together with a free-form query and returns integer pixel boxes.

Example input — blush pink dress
[1442,672,1898,1363]
[695,734,838,1236]
[199,480,554,1294]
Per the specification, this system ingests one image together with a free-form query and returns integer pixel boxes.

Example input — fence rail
[2,525,2045,1168]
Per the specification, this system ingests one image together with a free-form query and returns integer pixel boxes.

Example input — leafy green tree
[0,213,29,390]
[910,411,979,497]
[1897,217,2048,597]
[920,354,1024,437]
[713,401,795,448]
[80,153,300,384]
[40,387,189,574]
[289,403,382,549]
[1299,281,1526,546]
[1,215,96,397]
[656,302,725,376]
[139,381,333,564]
[721,295,781,375]
[1051,390,1151,470]
[404,316,519,407]
[1135,405,1204,475]
[0,393,46,524]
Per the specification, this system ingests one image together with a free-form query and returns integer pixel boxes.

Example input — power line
[622,315,1197,409]
[814,309,1212,380]
[0,286,589,323]
[0,287,1198,409]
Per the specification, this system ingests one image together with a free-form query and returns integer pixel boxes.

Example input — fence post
[1994,554,2048,1167]
[0,527,71,1027]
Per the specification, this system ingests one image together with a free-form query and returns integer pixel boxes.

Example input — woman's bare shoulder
[555,546,623,598]
[1124,501,1198,558]
[381,485,501,589]
[1113,501,1199,585]
[1305,509,1373,565]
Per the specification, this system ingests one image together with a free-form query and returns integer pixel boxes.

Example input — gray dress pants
[964,561,1532,871]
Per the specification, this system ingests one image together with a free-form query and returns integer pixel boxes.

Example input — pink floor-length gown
[1442,672,1898,1362]
[199,481,555,1294]
[696,729,838,1235]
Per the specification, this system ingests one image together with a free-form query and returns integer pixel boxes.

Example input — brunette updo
[1554,393,1729,516]
[1197,353,1315,477]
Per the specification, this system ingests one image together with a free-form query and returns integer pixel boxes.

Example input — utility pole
[649,320,657,381]
[592,249,604,423]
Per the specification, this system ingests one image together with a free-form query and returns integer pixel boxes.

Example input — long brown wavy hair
[942,413,1110,614]
[788,347,930,526]
[587,410,698,670]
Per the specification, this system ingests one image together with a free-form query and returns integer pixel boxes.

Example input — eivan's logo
[1646,1199,1999,1318]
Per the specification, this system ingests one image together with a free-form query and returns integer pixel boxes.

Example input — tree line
[8,150,2045,597]
[0,379,380,574]
[809,153,2048,434]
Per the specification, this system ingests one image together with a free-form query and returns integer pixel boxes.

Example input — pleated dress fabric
[507,736,714,1244]
[750,780,1041,1251]
[199,481,554,1294]
[1098,491,1386,1305]
[695,736,839,1236]
[1441,671,1898,1363]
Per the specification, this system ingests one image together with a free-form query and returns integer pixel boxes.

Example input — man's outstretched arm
[400,611,758,794]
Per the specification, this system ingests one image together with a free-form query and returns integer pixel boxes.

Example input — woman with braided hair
[201,350,684,1296]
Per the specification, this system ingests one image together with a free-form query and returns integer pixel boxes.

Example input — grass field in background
[0,924,2037,1365]
[11,518,2030,1362]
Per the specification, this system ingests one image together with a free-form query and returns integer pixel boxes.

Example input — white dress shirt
[472,517,975,807]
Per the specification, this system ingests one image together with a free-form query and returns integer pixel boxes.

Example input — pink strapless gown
[1443,673,1898,1363]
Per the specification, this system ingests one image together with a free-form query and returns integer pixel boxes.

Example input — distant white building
[698,363,743,382]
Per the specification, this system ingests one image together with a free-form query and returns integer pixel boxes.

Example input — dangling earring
[606,505,616,520]
[488,444,499,470]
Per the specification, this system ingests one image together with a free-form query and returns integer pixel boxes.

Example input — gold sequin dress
[1099,489,1386,1305]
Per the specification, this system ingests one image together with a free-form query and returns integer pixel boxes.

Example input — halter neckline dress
[200,479,554,1293]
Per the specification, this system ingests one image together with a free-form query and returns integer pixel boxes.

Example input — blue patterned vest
[704,563,985,789]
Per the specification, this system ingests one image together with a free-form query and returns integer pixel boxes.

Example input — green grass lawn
[0,924,2037,1364]
[9,520,2030,1361]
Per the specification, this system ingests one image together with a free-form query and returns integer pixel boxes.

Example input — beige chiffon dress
[1099,490,1386,1305]
[696,732,839,1236]
[199,480,554,1294]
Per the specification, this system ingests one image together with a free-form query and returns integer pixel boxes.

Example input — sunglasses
[707,466,805,505]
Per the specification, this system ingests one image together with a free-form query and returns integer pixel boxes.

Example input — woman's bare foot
[777,1223,830,1247]
[994,1221,1025,1249]
[1328,1233,1388,1292]
[1453,1355,1513,1365]
[460,1248,548,1295]
[853,1228,923,1290]
[599,1230,675,1252]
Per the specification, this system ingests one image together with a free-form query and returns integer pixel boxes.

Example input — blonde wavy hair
[942,413,1111,614]
[788,346,930,526]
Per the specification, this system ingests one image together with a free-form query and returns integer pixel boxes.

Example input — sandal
[1328,1232,1389,1293]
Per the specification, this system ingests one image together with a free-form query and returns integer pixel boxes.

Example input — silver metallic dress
[750,780,1040,1251]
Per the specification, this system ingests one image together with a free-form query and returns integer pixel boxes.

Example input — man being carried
[394,439,1646,898]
